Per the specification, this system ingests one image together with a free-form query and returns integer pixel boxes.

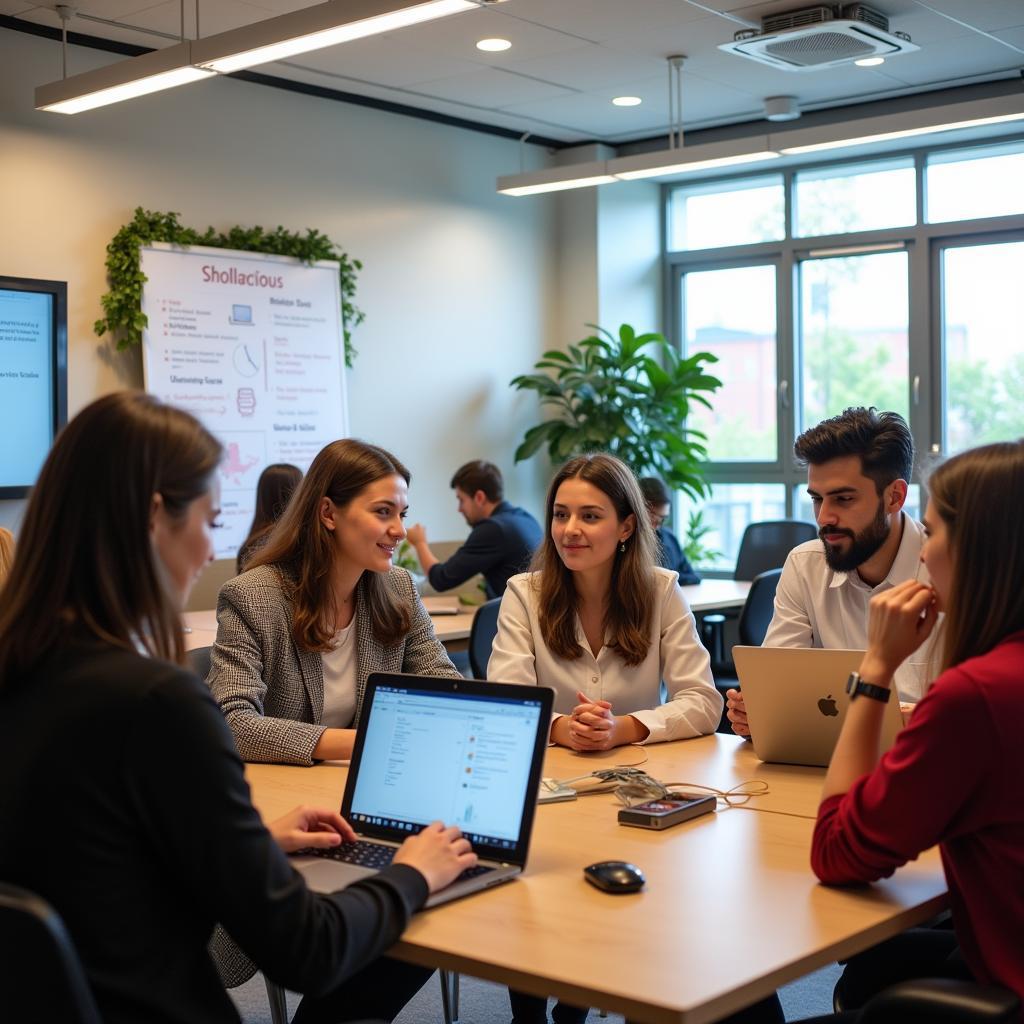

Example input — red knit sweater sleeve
[811,667,993,886]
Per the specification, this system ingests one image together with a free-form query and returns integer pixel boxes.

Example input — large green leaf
[510,322,722,493]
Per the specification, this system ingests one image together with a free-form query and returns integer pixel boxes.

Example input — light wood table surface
[244,734,947,1024]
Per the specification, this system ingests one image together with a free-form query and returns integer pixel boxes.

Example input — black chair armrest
[859,979,1020,1024]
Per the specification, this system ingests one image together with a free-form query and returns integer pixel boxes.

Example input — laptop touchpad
[296,860,375,894]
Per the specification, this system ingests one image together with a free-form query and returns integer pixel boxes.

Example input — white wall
[0,28,557,537]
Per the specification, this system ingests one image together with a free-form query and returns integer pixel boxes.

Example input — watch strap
[846,671,891,704]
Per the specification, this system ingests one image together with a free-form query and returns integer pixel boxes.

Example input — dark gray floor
[229,963,842,1024]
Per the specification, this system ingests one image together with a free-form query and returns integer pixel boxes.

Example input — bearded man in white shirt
[727,407,936,738]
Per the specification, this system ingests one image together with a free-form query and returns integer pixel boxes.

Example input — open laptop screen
[343,681,548,861]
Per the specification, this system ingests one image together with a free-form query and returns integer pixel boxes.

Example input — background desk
[182,605,478,651]
[244,734,946,1024]
[183,580,750,654]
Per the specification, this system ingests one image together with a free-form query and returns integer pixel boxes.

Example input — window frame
[662,133,1024,575]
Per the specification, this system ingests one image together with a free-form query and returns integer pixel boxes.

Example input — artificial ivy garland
[94,207,364,366]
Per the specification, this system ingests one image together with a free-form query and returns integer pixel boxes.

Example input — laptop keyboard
[297,840,496,883]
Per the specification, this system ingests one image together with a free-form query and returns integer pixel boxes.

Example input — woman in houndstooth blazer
[209,438,461,767]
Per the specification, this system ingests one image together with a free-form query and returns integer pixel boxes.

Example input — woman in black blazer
[0,392,476,1024]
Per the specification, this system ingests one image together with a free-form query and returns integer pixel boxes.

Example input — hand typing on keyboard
[270,805,357,854]
[393,821,479,893]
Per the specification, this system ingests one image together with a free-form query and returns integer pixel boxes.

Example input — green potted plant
[510,323,722,500]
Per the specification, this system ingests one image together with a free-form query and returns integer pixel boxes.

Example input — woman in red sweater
[808,440,1024,1018]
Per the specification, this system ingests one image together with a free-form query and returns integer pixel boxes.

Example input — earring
[619,541,626,553]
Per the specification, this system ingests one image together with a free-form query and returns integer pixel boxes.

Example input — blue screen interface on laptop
[349,687,542,850]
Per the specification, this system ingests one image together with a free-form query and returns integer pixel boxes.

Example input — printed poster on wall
[141,243,348,559]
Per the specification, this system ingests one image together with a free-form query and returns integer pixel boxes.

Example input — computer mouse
[583,860,645,894]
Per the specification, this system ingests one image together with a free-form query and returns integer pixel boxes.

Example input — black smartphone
[617,794,716,830]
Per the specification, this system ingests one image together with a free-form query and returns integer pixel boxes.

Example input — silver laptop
[291,673,553,907]
[733,647,904,768]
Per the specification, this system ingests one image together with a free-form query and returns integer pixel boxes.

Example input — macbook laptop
[733,647,905,768]
[292,673,553,907]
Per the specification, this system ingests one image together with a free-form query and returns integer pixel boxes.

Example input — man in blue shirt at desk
[639,477,701,585]
[407,460,542,599]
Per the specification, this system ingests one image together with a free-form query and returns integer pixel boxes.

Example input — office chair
[841,977,1019,1022]
[0,882,103,1024]
[702,519,816,672]
[187,644,213,684]
[734,520,817,581]
[468,597,502,680]
[711,568,782,733]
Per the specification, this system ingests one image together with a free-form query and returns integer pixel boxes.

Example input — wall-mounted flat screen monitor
[0,276,68,498]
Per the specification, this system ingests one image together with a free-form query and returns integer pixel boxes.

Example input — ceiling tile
[124,0,281,38]
[280,39,483,88]
[402,66,579,107]
[497,0,710,45]
[915,0,1024,32]
[499,44,668,93]
[992,25,1024,48]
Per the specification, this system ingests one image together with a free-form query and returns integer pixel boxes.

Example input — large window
[940,240,1024,454]
[669,175,785,251]
[798,250,909,430]
[683,264,777,462]
[666,137,1024,572]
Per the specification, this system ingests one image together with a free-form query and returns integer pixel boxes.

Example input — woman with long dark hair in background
[236,462,302,573]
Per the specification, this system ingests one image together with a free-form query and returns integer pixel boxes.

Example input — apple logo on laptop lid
[817,695,839,717]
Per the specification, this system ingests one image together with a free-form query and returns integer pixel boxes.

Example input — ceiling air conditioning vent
[762,5,833,33]
[720,4,918,72]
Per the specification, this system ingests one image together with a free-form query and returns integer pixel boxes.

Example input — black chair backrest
[187,645,212,684]
[468,598,502,680]
[734,520,817,581]
[0,883,103,1024]
[737,568,783,647]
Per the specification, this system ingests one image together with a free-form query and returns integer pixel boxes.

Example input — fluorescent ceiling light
[612,96,642,107]
[610,145,780,181]
[497,160,616,196]
[36,42,213,114]
[498,174,617,197]
[192,0,476,74]
[476,37,512,52]
[778,111,1024,155]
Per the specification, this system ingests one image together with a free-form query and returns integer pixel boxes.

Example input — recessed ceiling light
[612,96,642,107]
[476,37,511,52]
[855,57,885,67]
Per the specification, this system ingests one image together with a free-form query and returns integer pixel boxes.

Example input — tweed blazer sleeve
[210,566,461,766]
[208,566,326,766]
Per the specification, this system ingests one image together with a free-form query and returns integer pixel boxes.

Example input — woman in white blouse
[488,453,721,750]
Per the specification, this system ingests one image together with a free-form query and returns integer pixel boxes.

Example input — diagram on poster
[141,243,348,558]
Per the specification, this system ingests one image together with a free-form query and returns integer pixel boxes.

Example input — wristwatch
[846,671,891,703]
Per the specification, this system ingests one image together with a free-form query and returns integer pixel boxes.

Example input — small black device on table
[617,794,715,830]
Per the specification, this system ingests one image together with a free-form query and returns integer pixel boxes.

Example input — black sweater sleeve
[123,670,427,996]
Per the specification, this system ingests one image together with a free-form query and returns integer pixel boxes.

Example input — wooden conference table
[245,734,947,1024]
[183,580,751,653]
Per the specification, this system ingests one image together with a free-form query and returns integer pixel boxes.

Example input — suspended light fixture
[772,94,1024,155]
[36,5,213,114]
[191,0,478,75]
[36,0,482,113]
